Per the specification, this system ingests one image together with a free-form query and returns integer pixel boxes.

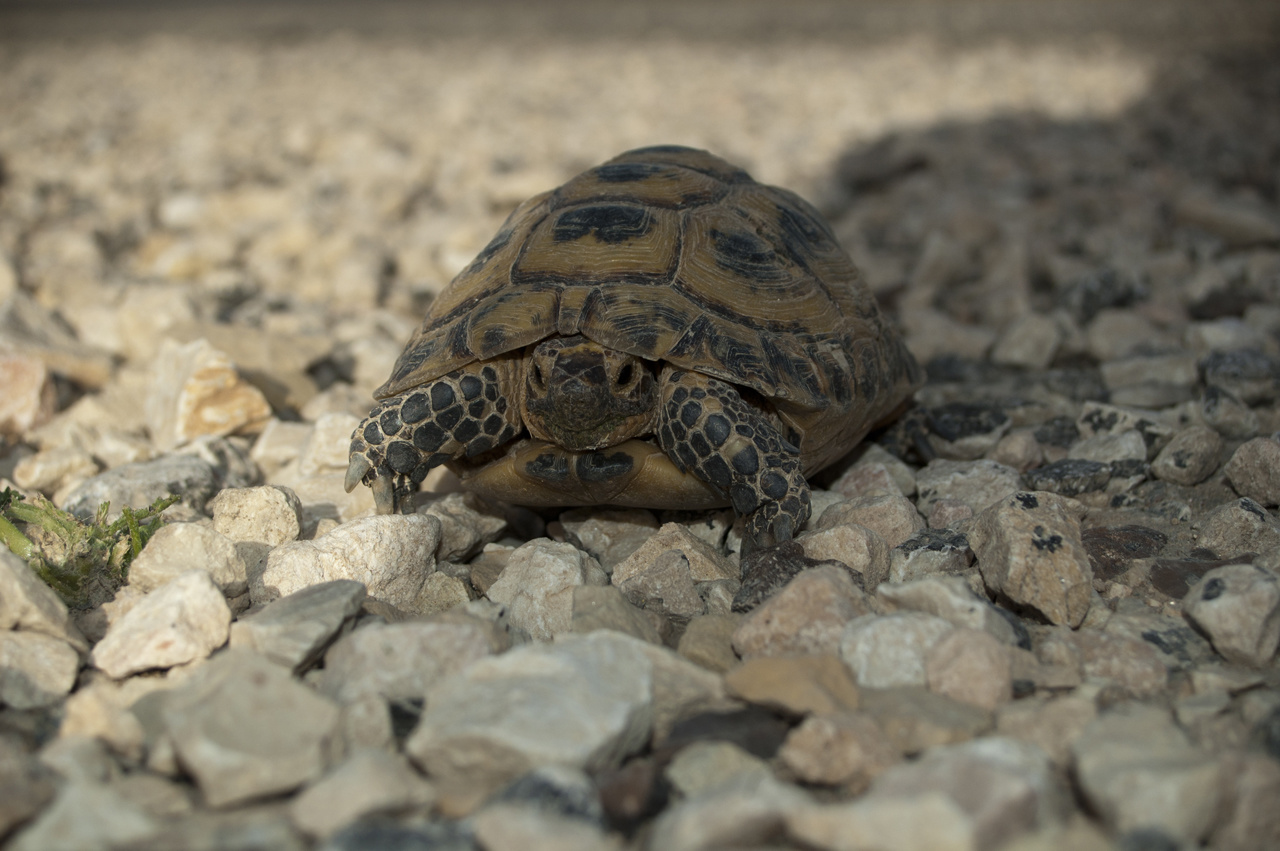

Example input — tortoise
[345,145,923,547]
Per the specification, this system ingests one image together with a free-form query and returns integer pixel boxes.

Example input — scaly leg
[345,361,521,514]
[656,368,810,548]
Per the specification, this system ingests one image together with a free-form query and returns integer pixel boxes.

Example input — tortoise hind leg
[346,361,522,514]
[656,368,810,548]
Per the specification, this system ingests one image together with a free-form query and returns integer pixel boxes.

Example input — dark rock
[596,757,667,830]
[320,819,476,851]
[1199,348,1280,404]
[490,766,604,826]
[1034,416,1080,449]
[1252,705,1280,761]
[733,540,853,612]
[925,402,1010,442]
[1117,827,1183,851]
[1056,266,1144,323]
[1082,525,1168,582]
[1023,458,1112,495]
[661,706,792,760]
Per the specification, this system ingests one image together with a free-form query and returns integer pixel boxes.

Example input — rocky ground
[1,2,1280,849]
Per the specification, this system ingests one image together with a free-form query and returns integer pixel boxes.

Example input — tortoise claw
[344,455,372,494]
[372,474,396,515]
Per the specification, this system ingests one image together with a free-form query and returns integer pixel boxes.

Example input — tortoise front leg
[345,361,522,514]
[656,368,811,548]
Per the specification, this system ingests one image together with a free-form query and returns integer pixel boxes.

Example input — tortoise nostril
[617,363,634,386]
[531,363,545,390]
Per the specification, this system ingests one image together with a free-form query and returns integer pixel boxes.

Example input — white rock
[421,491,507,561]
[91,571,231,678]
[0,347,56,437]
[815,494,925,549]
[209,485,304,546]
[146,338,272,452]
[487,539,608,640]
[876,576,1019,645]
[297,412,360,476]
[0,549,88,650]
[0,630,80,709]
[840,612,955,688]
[787,793,976,851]
[405,632,653,798]
[255,513,441,609]
[126,522,247,596]
[649,773,811,851]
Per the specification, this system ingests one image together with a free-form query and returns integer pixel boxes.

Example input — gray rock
[840,612,955,688]
[1022,458,1111,497]
[778,711,900,791]
[0,630,80,709]
[91,570,231,678]
[125,521,248,597]
[421,491,507,562]
[1183,563,1280,667]
[1210,751,1280,851]
[7,781,158,851]
[161,648,342,808]
[676,613,743,673]
[867,737,1069,851]
[289,749,435,839]
[570,584,665,645]
[990,313,1062,369]
[0,549,88,651]
[724,654,860,717]
[831,443,918,499]
[405,632,653,800]
[924,628,1014,710]
[209,484,304,572]
[320,611,507,704]
[1151,424,1224,485]
[786,789,976,851]
[1224,436,1280,506]
[888,528,975,585]
[1200,348,1280,404]
[1067,428,1147,464]
[1101,351,1199,407]
[648,772,810,851]
[256,514,441,610]
[796,522,891,591]
[230,579,366,672]
[915,459,1022,517]
[732,564,874,659]
[858,687,994,755]
[558,507,660,571]
[1199,497,1280,559]
[815,494,925,549]
[472,804,622,851]
[1075,401,1175,459]
[1201,385,1260,439]
[611,523,737,624]
[876,576,1019,646]
[665,740,771,798]
[1175,192,1280,247]
[969,492,1093,627]
[1071,704,1225,843]
[0,735,57,838]
[60,452,221,521]
[488,538,608,640]
[995,693,1098,765]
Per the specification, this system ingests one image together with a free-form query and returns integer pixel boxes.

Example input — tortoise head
[521,335,658,451]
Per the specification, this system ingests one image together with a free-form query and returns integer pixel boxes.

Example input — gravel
[2,2,1279,849]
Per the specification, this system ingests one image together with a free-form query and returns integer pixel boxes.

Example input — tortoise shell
[378,145,922,479]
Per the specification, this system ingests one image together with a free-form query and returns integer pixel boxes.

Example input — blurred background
[1,0,1278,446]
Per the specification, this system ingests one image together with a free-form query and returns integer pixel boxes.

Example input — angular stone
[559,507,660,571]
[840,612,955,688]
[405,632,653,799]
[797,522,892,591]
[146,338,273,452]
[815,494,926,549]
[676,613,743,673]
[60,452,221,522]
[970,492,1092,627]
[256,514,441,610]
[786,791,976,851]
[665,740,771,798]
[1199,498,1280,559]
[0,549,87,650]
[924,627,1013,710]
[422,491,508,562]
[0,630,80,709]
[7,781,158,851]
[648,772,810,851]
[831,443,917,499]
[319,612,507,703]
[1075,401,1174,457]
[888,529,975,584]
[877,576,1019,646]
[488,538,608,640]
[162,649,342,808]
[571,584,664,645]
[1201,384,1260,440]
[1071,704,1225,843]
[1151,425,1224,486]
[412,571,471,615]
[230,579,366,671]
[0,348,56,437]
[732,565,874,659]
[297,412,361,476]
[990,313,1061,369]
[1081,524,1167,582]
[126,522,247,596]
[1023,458,1111,497]
[995,693,1098,765]
[1067,429,1147,465]
[1183,564,1280,667]
[858,687,994,755]
[630,640,734,747]
[1053,627,1168,697]
[916,459,1023,517]
[1224,436,1280,507]
[779,711,900,791]
[867,737,1068,851]
[12,446,99,496]
[289,749,435,839]
[91,570,231,678]
[209,484,304,573]
[732,540,840,612]
[724,654,860,717]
